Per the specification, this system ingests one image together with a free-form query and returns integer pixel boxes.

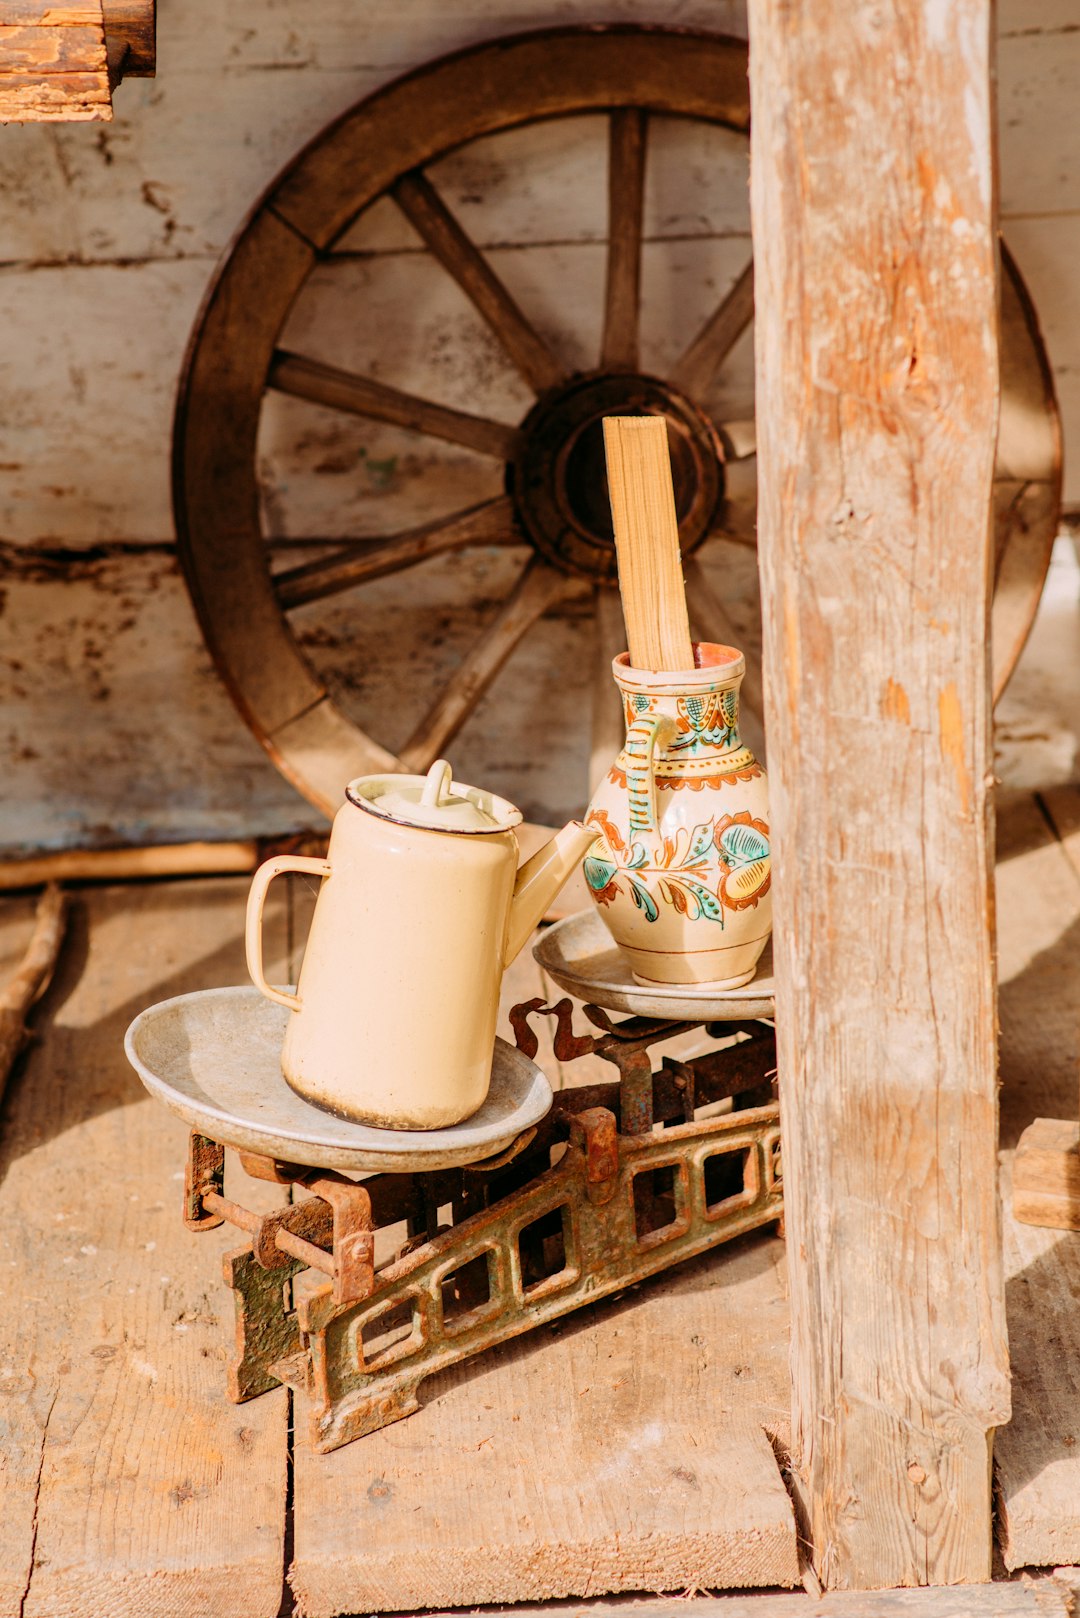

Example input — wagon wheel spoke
[273,496,518,610]
[701,413,758,549]
[392,170,567,396]
[683,555,766,760]
[601,109,647,371]
[590,585,628,794]
[670,258,755,399]
[398,556,570,773]
[268,350,519,459]
[716,417,757,461]
[706,511,758,548]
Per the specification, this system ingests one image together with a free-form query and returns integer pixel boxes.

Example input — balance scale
[125,911,782,1454]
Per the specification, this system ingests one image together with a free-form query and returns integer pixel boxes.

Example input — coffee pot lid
[346,759,523,834]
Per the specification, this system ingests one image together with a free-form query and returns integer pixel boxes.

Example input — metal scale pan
[534,909,776,1022]
[124,986,552,1174]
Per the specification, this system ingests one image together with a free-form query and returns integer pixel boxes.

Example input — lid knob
[420,759,453,810]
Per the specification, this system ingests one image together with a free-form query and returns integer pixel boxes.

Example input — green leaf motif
[584,855,618,893]
[628,879,659,923]
[671,877,724,923]
[718,823,770,866]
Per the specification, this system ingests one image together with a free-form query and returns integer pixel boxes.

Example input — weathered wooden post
[748,0,1010,1589]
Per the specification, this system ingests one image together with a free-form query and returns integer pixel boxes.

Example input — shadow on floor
[0,879,264,1177]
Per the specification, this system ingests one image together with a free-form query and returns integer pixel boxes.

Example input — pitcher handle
[625,714,676,835]
[245,854,332,1013]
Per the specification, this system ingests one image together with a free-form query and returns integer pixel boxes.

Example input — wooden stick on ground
[0,835,334,893]
[0,882,68,1104]
[602,415,695,671]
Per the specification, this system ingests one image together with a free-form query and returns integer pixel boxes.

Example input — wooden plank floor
[2,788,1080,1611]
[994,789,1080,1571]
[0,879,294,1618]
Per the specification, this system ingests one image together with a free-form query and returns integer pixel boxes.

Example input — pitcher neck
[621,679,746,762]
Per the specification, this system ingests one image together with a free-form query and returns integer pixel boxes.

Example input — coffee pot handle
[625,713,676,835]
[245,854,332,1013]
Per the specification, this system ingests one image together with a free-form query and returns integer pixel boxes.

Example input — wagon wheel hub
[510,373,724,582]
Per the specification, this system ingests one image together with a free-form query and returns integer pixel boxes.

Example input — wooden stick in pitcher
[602,414,695,672]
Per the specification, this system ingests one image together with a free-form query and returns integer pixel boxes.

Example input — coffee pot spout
[504,820,599,964]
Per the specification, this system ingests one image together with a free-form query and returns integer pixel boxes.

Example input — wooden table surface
[0,785,1078,1614]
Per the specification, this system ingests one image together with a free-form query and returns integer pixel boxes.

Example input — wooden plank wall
[0,0,1076,855]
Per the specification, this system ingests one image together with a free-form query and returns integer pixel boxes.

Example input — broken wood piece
[602,414,694,672]
[1013,1116,1080,1230]
[0,839,266,891]
[0,881,67,1103]
[0,0,153,122]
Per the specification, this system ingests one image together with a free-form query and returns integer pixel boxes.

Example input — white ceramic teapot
[245,760,597,1130]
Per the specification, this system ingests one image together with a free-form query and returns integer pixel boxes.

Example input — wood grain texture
[397,555,570,774]
[0,841,261,889]
[0,882,66,1104]
[994,789,1080,1572]
[273,497,518,611]
[998,1145,1080,1570]
[392,170,565,396]
[421,1578,1077,1618]
[267,351,520,462]
[1012,1117,1080,1230]
[0,878,290,1617]
[671,258,755,400]
[603,416,694,672]
[748,0,1009,1589]
[0,0,109,121]
[601,108,646,370]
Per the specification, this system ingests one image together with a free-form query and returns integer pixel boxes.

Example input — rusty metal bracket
[184,1004,782,1452]
[304,1174,375,1306]
[187,1145,376,1308]
[185,1132,224,1230]
[570,1108,619,1204]
[663,1056,697,1125]
[511,997,710,1133]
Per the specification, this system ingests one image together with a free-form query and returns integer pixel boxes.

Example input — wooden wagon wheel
[174,24,1061,823]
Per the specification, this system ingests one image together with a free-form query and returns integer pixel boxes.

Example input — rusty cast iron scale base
[183,1001,782,1453]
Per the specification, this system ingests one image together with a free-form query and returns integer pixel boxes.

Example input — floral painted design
[606,762,763,791]
[622,688,741,756]
[671,689,740,752]
[622,692,651,727]
[584,808,771,926]
[713,812,771,909]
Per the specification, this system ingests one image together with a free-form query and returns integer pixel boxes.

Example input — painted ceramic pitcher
[584,643,771,989]
[246,760,597,1130]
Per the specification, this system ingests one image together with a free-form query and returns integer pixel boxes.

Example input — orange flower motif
[713,811,771,910]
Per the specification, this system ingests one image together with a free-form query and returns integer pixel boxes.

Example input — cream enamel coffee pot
[245,760,597,1130]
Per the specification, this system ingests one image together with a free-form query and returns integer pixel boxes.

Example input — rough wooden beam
[748,0,1009,1591]
[0,0,153,122]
